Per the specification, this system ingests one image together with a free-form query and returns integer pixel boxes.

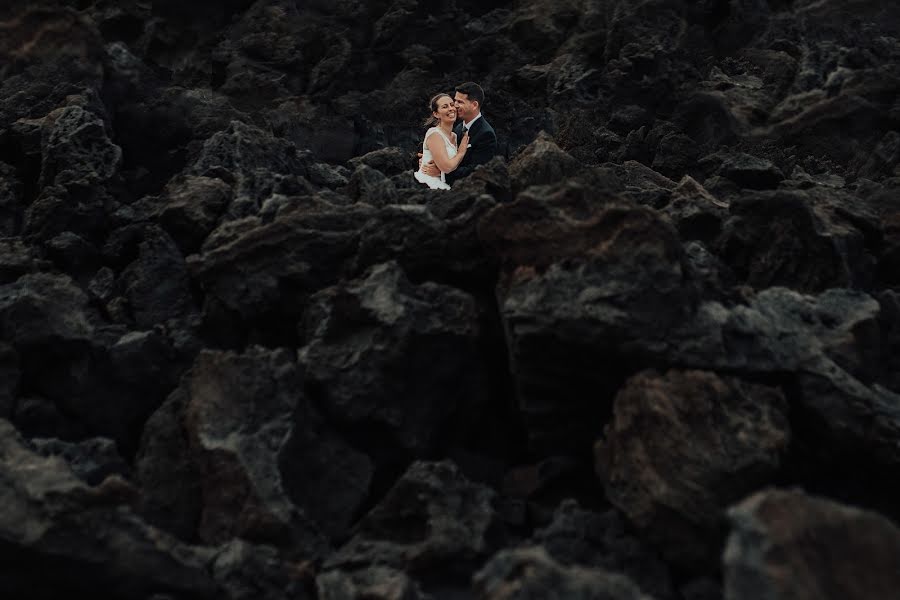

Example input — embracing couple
[413,82,498,190]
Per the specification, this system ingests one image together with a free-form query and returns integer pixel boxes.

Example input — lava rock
[595,369,790,569]
[0,418,221,599]
[157,175,233,254]
[724,488,900,600]
[473,546,652,600]
[29,435,129,486]
[508,131,580,193]
[327,460,501,572]
[317,566,432,600]
[138,346,372,554]
[300,261,487,455]
[534,499,674,599]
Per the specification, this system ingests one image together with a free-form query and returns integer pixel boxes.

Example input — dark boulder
[595,369,790,570]
[136,346,371,554]
[724,489,900,600]
[473,546,652,600]
[300,261,487,455]
[327,460,501,572]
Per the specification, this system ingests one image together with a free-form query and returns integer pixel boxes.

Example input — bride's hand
[459,131,470,153]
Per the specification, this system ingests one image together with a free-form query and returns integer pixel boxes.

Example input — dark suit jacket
[446,114,498,186]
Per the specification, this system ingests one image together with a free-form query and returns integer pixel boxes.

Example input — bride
[413,93,469,190]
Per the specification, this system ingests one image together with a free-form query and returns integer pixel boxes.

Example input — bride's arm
[425,132,468,173]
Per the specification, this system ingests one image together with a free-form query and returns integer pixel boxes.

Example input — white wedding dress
[414,127,457,190]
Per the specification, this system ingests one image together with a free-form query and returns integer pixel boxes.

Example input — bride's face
[433,96,457,124]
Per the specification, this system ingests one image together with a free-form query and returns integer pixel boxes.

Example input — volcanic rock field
[1,1,900,599]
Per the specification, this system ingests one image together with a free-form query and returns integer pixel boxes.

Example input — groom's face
[454,92,478,121]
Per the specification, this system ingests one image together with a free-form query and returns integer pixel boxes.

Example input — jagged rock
[133,382,201,540]
[0,237,43,283]
[11,395,86,440]
[473,546,653,600]
[157,175,233,254]
[662,175,729,243]
[0,272,92,347]
[45,231,100,277]
[87,266,116,303]
[534,499,674,599]
[309,162,350,188]
[484,202,692,452]
[666,287,900,470]
[477,173,633,274]
[348,147,410,177]
[701,152,785,190]
[652,132,701,178]
[508,132,580,192]
[345,164,399,206]
[22,183,114,241]
[317,566,433,600]
[0,418,221,599]
[38,104,121,189]
[327,460,501,572]
[870,184,900,287]
[189,202,366,345]
[0,162,21,236]
[119,225,193,328]
[209,539,316,600]
[716,189,874,292]
[107,329,180,391]
[300,261,486,455]
[29,436,129,486]
[595,369,790,569]
[879,289,900,393]
[602,160,677,207]
[0,343,18,418]
[190,120,309,186]
[136,346,371,553]
[682,240,737,300]
[724,489,900,600]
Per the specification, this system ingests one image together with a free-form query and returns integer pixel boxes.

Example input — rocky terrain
[1,0,899,598]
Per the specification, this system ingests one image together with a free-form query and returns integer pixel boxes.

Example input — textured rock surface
[724,489,900,600]
[595,370,790,569]
[473,546,653,600]
[0,0,898,595]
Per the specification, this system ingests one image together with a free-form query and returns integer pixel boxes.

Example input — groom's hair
[456,82,485,107]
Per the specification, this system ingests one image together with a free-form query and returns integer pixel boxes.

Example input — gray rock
[0,237,42,284]
[157,175,233,254]
[120,225,193,328]
[348,147,410,178]
[38,105,122,189]
[0,418,220,599]
[29,436,129,486]
[0,272,93,347]
[534,499,674,599]
[317,566,432,600]
[473,546,653,600]
[716,189,874,292]
[345,164,400,206]
[136,346,371,553]
[724,489,900,600]
[508,131,580,193]
[0,343,18,418]
[328,460,500,572]
[300,261,486,454]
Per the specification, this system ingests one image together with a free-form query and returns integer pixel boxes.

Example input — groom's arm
[447,129,497,182]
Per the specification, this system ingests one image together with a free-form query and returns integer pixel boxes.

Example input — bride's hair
[422,93,452,127]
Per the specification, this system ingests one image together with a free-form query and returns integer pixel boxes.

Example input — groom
[421,81,498,185]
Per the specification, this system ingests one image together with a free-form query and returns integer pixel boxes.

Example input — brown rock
[595,370,790,569]
[724,489,900,600]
